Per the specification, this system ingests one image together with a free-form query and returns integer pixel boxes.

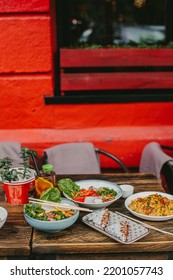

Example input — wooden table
[1,173,173,260]
[0,187,32,259]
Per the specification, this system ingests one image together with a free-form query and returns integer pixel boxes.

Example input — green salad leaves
[96,187,116,197]
[40,187,61,203]
[24,203,48,220]
[58,178,80,198]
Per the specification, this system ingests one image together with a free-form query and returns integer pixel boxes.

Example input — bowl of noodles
[125,191,173,221]
[24,198,79,232]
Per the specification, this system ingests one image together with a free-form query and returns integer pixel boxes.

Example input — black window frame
[44,0,173,104]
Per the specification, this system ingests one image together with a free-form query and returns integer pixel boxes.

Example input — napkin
[139,142,172,180]
[44,142,101,174]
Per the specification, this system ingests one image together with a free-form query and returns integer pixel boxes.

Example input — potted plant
[0,148,37,205]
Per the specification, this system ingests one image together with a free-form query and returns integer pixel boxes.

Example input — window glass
[59,0,166,48]
[44,0,173,104]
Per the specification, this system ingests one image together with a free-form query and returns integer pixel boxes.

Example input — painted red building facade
[0,0,173,169]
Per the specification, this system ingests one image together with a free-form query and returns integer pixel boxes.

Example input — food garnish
[35,177,54,197]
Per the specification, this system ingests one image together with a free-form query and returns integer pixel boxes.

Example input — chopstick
[115,211,173,237]
[28,197,93,213]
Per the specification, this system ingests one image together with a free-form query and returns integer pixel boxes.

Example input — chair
[94,147,129,173]
[139,142,173,194]
[42,142,129,174]
[160,146,173,194]
[0,142,22,167]
[0,143,42,173]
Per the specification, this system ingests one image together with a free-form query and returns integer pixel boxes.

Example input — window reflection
[59,0,165,47]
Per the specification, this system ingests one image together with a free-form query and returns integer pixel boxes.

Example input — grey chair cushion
[44,142,101,174]
[139,142,172,180]
[0,142,22,167]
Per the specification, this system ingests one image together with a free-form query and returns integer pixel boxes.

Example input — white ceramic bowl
[125,191,173,221]
[119,184,134,198]
[24,198,79,233]
[63,179,123,209]
[0,206,8,229]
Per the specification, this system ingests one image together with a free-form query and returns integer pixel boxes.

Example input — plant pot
[2,168,36,205]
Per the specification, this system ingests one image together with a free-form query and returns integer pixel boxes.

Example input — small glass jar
[40,164,56,187]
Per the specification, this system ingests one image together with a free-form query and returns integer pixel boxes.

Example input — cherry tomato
[73,196,85,202]
[93,193,100,197]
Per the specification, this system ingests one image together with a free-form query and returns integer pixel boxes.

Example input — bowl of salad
[58,178,123,209]
[24,195,79,233]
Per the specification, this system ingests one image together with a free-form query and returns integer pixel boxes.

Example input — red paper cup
[3,177,35,205]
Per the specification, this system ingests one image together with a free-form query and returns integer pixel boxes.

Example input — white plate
[125,191,173,221]
[82,209,149,244]
[63,179,123,209]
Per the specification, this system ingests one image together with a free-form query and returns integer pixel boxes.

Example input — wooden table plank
[0,191,32,257]
[32,173,173,259]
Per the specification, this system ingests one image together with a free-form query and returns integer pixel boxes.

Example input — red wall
[0,0,173,168]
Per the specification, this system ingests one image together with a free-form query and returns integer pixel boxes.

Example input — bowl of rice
[125,191,173,221]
